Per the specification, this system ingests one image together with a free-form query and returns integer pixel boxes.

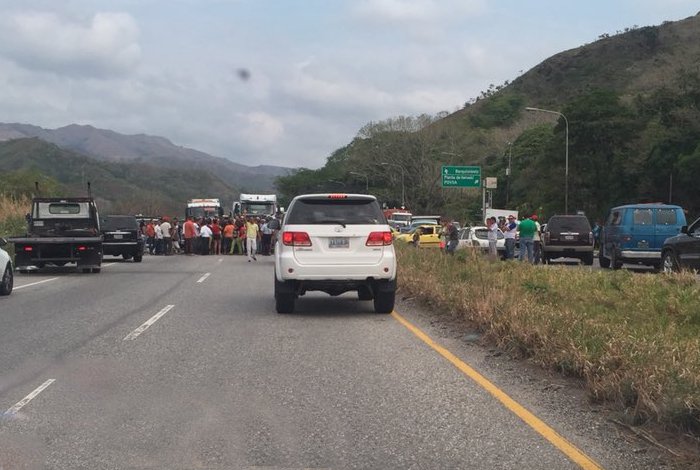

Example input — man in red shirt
[183,217,196,255]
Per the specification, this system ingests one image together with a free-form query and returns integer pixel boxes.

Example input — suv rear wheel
[274,274,295,314]
[357,286,373,301]
[581,252,594,266]
[373,291,395,314]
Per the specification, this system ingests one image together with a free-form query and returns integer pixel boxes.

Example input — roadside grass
[396,244,700,436]
[0,194,30,261]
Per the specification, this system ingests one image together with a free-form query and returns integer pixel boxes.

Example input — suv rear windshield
[101,216,139,231]
[547,216,591,233]
[286,198,386,225]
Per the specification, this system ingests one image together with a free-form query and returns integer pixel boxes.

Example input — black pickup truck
[9,197,103,273]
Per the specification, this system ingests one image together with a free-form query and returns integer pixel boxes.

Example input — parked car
[394,224,443,248]
[660,216,700,273]
[0,238,13,295]
[457,226,506,257]
[100,215,145,262]
[399,219,440,234]
[599,204,686,270]
[542,215,594,265]
[270,193,397,314]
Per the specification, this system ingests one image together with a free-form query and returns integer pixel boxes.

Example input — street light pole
[349,171,369,192]
[505,142,512,207]
[380,162,406,208]
[525,107,569,214]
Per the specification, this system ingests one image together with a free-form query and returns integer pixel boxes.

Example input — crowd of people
[487,214,541,263]
[140,215,278,262]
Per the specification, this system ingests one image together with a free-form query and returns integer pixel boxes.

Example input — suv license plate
[329,237,349,249]
[564,235,574,240]
[114,234,123,239]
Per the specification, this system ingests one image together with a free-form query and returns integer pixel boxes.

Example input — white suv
[0,237,14,296]
[270,194,397,314]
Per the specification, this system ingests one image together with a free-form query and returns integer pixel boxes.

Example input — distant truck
[186,198,224,220]
[233,194,278,217]
[383,209,412,228]
[9,196,103,273]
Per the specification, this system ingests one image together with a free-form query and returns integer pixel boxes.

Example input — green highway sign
[441,165,481,188]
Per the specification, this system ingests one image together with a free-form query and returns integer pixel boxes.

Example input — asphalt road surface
[0,253,668,469]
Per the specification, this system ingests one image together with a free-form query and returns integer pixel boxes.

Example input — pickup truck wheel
[0,263,13,295]
[373,291,395,314]
[122,254,132,260]
[357,286,373,301]
[133,255,143,262]
[81,268,91,274]
[92,268,101,273]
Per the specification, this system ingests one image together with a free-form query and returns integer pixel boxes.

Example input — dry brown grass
[0,194,30,239]
[397,245,700,436]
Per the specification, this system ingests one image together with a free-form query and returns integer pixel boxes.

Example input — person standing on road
[211,218,221,255]
[503,215,518,260]
[222,220,234,255]
[199,219,212,255]
[145,220,156,255]
[532,215,542,264]
[246,216,260,261]
[445,222,459,255]
[154,220,164,255]
[487,217,499,260]
[160,217,172,256]
[518,215,537,263]
[261,218,273,255]
[183,217,195,255]
[171,218,182,254]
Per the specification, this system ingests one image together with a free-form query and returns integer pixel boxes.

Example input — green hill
[0,138,237,217]
[277,13,700,222]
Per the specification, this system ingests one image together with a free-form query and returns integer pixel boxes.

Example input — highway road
[0,254,668,469]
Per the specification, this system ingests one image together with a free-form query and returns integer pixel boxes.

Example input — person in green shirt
[518,215,538,263]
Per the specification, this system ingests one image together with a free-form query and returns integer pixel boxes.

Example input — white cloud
[0,11,141,77]
[237,112,285,148]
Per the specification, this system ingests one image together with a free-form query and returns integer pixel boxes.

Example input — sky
[0,1,698,169]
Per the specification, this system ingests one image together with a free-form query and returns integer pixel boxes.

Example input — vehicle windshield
[242,202,274,215]
[101,216,138,231]
[286,199,385,225]
[547,217,590,232]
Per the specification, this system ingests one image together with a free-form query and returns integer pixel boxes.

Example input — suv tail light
[282,231,312,246]
[544,232,550,244]
[589,232,594,245]
[23,246,33,252]
[366,231,392,246]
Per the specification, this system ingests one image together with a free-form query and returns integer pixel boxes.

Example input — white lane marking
[102,262,116,267]
[123,305,175,341]
[14,277,59,290]
[196,272,211,283]
[5,379,56,415]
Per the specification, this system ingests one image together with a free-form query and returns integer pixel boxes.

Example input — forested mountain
[0,123,291,193]
[0,138,236,216]
[277,12,700,222]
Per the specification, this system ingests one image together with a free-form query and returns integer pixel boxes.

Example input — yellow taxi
[394,224,443,248]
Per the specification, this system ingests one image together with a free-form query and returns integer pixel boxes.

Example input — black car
[542,215,594,265]
[661,216,700,273]
[101,215,144,262]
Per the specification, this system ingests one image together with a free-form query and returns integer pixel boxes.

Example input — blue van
[599,204,687,269]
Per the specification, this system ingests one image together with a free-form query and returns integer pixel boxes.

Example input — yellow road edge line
[391,310,604,470]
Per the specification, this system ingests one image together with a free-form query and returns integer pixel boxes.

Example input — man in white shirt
[487,217,499,259]
[160,218,172,255]
[154,221,164,255]
[199,221,212,255]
